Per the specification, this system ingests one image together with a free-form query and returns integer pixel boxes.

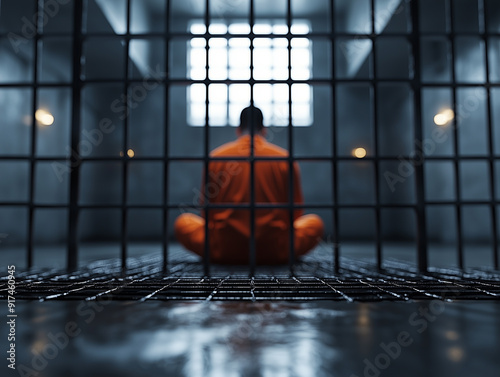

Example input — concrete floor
[3,300,500,377]
[2,243,499,376]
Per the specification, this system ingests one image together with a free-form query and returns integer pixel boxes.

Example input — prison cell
[1,0,500,302]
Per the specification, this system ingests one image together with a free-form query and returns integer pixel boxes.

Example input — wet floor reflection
[5,301,500,377]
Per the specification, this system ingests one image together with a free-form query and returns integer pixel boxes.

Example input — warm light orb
[434,109,454,126]
[127,149,135,158]
[352,147,367,159]
[35,109,54,126]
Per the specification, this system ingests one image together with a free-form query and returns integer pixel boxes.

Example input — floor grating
[1,253,499,302]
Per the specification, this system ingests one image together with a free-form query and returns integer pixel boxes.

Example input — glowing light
[447,346,464,362]
[445,330,459,341]
[434,109,454,126]
[127,149,135,158]
[35,109,54,126]
[352,147,367,159]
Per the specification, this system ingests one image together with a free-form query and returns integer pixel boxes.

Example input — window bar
[27,0,41,270]
[203,0,211,277]
[331,0,340,273]
[162,0,172,273]
[120,0,132,272]
[370,0,383,270]
[287,0,296,274]
[249,0,256,276]
[481,0,499,270]
[67,0,84,272]
[410,0,429,272]
[448,0,464,269]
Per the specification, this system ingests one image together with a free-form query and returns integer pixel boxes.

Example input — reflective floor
[4,300,500,377]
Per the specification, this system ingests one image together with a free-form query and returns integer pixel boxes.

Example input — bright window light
[188,21,313,127]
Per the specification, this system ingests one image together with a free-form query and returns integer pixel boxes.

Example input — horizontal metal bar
[1,201,498,209]
[3,30,499,39]
[2,79,500,87]
[2,155,500,162]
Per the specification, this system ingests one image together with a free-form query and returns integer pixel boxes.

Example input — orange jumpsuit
[174,134,324,264]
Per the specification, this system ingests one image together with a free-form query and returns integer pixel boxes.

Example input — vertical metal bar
[331,0,340,274]
[371,0,383,270]
[410,0,428,272]
[67,0,84,272]
[448,0,464,269]
[120,0,132,272]
[287,0,295,275]
[27,0,40,270]
[162,0,171,273]
[481,0,499,270]
[249,0,256,276]
[203,0,211,277]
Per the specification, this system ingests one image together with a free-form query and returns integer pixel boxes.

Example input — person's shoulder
[262,140,288,156]
[211,140,241,157]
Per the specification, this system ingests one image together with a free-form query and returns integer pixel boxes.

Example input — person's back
[206,133,302,264]
[175,106,324,264]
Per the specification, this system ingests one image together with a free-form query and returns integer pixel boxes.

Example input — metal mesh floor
[2,251,500,302]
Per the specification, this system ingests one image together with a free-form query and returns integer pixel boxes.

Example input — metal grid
[0,0,499,281]
[1,254,499,301]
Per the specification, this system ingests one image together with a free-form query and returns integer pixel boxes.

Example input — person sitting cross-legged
[175,106,324,265]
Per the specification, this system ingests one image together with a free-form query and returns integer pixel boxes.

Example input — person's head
[237,106,266,137]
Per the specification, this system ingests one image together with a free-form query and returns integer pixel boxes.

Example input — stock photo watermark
[350,289,458,377]
[8,0,72,53]
[6,265,17,371]
[15,282,122,377]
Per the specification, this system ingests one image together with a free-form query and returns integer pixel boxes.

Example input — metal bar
[481,0,499,270]
[249,0,256,277]
[4,30,499,39]
[410,0,428,272]
[8,201,500,210]
[120,0,132,272]
[331,0,340,273]
[27,0,40,270]
[67,0,84,272]
[4,78,500,87]
[448,0,464,269]
[371,0,383,270]
[162,0,171,273]
[3,154,500,163]
[203,0,211,277]
[287,0,295,275]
